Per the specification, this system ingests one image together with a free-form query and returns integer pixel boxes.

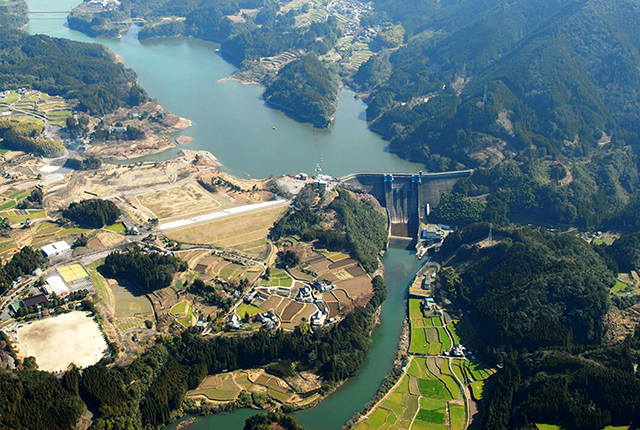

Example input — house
[450,344,466,357]
[226,314,241,329]
[295,286,314,303]
[422,297,436,311]
[44,276,70,297]
[310,310,328,326]
[313,280,336,292]
[244,290,258,303]
[41,241,71,257]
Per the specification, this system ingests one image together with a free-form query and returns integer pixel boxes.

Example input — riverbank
[160,249,425,430]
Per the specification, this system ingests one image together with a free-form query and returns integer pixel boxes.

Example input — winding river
[24,5,426,429]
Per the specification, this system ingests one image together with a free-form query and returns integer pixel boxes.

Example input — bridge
[28,10,72,14]
[340,170,473,244]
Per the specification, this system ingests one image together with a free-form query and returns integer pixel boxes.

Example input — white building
[310,310,327,326]
[45,276,70,297]
[41,241,71,257]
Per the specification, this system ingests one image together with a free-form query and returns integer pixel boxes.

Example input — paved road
[158,199,291,231]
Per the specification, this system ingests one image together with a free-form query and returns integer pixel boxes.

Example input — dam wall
[340,170,473,238]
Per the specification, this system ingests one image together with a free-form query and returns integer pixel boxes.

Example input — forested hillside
[431,148,640,230]
[0,28,147,115]
[0,0,27,29]
[264,54,340,128]
[270,186,388,273]
[358,0,640,172]
[439,224,640,429]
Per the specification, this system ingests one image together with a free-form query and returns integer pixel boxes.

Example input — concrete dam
[340,170,473,240]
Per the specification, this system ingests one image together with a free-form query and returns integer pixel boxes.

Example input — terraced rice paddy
[355,357,466,430]
[188,369,296,405]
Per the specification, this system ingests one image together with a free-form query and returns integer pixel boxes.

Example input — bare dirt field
[331,289,352,306]
[166,205,287,257]
[281,301,304,322]
[291,304,316,325]
[329,259,358,270]
[136,182,224,221]
[337,277,373,302]
[15,311,108,372]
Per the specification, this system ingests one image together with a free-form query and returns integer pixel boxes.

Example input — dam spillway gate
[339,170,473,246]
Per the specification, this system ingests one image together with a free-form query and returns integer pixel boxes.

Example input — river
[24,5,426,429]
[25,0,423,179]
[163,248,424,430]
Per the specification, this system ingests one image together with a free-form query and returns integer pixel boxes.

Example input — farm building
[41,241,71,257]
[44,276,70,297]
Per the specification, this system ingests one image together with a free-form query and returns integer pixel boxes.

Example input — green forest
[271,186,387,273]
[439,224,640,429]
[0,119,64,156]
[264,54,340,128]
[0,246,47,295]
[0,28,147,115]
[102,245,187,291]
[358,0,640,173]
[62,199,121,228]
[428,148,640,232]
[0,0,27,29]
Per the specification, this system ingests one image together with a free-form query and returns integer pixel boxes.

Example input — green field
[0,201,16,211]
[410,328,428,355]
[105,222,126,234]
[449,404,466,430]
[5,209,46,223]
[86,260,111,306]
[438,327,452,352]
[268,388,292,403]
[237,302,263,317]
[171,300,189,315]
[470,381,484,400]
[418,378,452,400]
[409,298,423,320]
[220,263,244,279]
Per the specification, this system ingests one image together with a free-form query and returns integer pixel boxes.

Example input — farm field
[259,267,293,288]
[0,90,73,126]
[294,251,373,305]
[87,259,153,330]
[187,369,298,405]
[166,205,287,258]
[355,357,466,430]
[176,250,264,285]
[170,300,195,327]
[136,182,223,222]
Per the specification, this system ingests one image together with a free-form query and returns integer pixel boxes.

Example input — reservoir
[25,0,424,179]
[24,4,426,429]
